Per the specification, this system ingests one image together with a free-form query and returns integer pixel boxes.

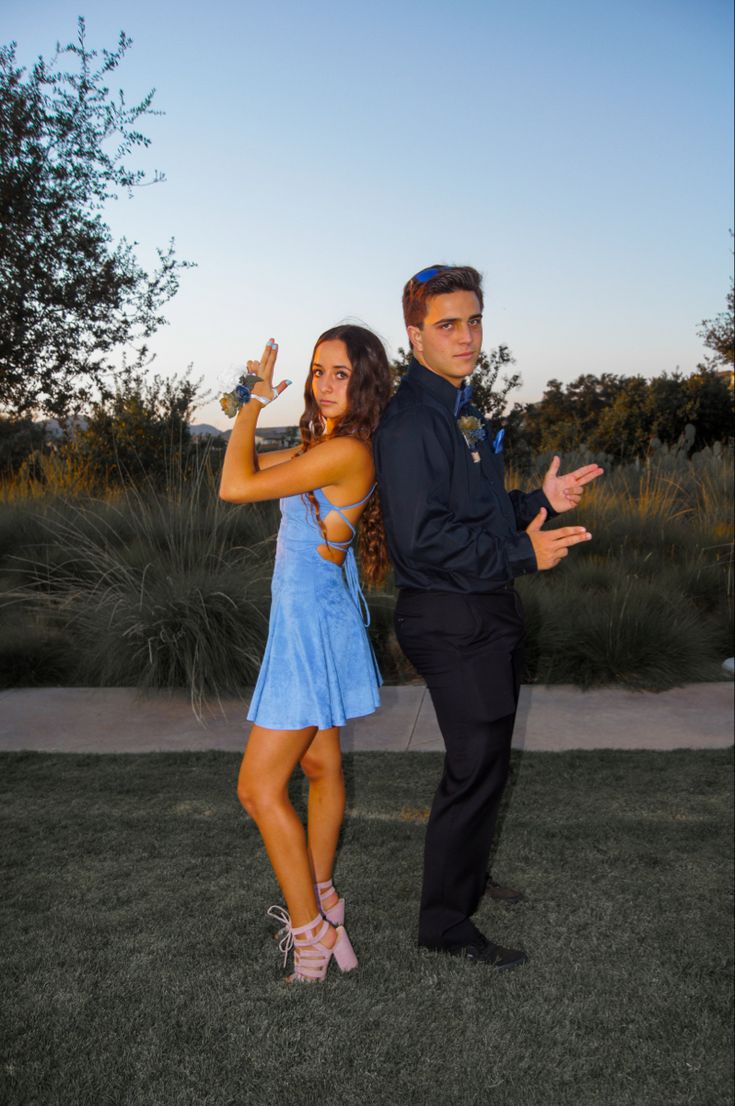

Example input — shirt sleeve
[376,407,537,581]
[507,488,558,530]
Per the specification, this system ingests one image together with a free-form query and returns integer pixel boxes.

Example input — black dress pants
[395,587,525,948]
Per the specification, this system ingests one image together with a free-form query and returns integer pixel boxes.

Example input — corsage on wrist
[219,372,274,417]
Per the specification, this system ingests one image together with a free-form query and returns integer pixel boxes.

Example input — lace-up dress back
[247,486,382,731]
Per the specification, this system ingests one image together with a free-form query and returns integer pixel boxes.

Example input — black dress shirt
[374,358,555,593]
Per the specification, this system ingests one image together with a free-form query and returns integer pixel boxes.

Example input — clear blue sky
[3,0,733,428]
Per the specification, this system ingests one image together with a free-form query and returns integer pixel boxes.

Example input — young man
[374,264,603,969]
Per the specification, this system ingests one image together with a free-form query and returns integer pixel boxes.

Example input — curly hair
[297,324,392,588]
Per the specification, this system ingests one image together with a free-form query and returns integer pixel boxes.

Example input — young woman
[219,324,392,983]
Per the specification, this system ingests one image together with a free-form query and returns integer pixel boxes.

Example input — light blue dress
[247,486,382,731]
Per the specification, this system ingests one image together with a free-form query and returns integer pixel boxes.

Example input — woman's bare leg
[238,722,335,944]
[300,727,345,909]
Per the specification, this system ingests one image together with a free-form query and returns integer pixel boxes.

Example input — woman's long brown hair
[297,324,392,588]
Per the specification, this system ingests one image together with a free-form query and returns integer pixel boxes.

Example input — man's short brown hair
[402,264,484,335]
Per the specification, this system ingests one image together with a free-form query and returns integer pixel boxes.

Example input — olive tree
[0,18,192,416]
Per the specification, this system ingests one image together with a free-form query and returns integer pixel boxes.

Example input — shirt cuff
[505,531,538,577]
[526,488,558,520]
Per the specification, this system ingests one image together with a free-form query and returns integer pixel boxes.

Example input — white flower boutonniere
[457,414,486,463]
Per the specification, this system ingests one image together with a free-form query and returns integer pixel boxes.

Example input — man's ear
[406,325,423,356]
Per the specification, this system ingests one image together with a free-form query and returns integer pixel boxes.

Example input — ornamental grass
[0,443,732,693]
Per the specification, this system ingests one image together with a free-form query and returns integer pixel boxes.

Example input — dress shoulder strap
[319,482,376,513]
[312,483,376,550]
[314,483,376,521]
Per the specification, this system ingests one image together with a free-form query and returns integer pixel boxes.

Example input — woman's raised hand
[247,339,291,405]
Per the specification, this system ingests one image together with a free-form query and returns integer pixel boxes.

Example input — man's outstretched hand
[542,455,604,513]
[525,507,592,570]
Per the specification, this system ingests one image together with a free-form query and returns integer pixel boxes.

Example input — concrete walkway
[0,683,732,754]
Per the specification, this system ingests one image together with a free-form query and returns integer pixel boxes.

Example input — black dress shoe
[484,875,524,904]
[420,935,528,971]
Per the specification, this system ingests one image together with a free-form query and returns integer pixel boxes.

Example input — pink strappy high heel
[267,905,357,983]
[271,880,345,942]
[315,879,345,926]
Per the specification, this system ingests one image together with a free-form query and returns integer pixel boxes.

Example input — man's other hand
[542,455,604,513]
[525,508,592,570]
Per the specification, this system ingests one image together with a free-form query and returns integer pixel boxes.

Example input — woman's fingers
[246,340,278,383]
[260,339,279,379]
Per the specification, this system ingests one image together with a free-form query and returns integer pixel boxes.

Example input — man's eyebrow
[431,313,483,327]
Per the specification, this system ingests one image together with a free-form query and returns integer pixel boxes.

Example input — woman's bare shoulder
[315,437,374,503]
[313,435,373,466]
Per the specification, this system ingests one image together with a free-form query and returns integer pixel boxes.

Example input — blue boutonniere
[492,428,505,454]
[457,415,486,463]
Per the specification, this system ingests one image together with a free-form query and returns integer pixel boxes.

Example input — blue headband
[411,265,449,284]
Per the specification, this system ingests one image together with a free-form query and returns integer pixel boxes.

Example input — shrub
[0,611,74,687]
[2,455,279,710]
[518,575,724,689]
[1,443,732,694]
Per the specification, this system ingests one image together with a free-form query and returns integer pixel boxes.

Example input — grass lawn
[1,749,733,1106]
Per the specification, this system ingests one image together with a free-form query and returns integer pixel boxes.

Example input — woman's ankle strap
[290,912,331,944]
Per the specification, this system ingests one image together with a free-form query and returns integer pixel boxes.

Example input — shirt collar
[406,357,464,414]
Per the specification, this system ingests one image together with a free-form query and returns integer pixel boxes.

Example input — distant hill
[36,419,298,448]
[189,423,224,437]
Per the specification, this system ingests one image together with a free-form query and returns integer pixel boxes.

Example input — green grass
[1,749,733,1106]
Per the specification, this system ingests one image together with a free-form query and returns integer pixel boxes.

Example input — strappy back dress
[247,485,382,731]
